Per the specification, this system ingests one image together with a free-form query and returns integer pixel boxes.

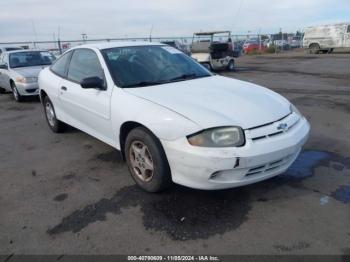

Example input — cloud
[0,0,349,42]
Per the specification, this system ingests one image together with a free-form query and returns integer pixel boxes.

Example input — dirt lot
[0,50,349,256]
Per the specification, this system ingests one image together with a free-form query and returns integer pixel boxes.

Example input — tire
[11,82,23,102]
[202,63,212,71]
[227,60,235,72]
[125,127,172,192]
[43,96,66,133]
[309,43,320,54]
[0,87,6,94]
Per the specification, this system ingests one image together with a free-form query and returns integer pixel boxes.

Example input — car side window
[51,51,72,77]
[67,49,104,83]
[348,25,350,33]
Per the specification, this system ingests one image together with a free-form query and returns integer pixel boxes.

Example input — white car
[0,50,55,100]
[38,42,310,192]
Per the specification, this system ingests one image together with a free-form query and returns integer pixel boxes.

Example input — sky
[0,0,349,43]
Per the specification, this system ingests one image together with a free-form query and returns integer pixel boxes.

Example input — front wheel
[227,60,235,71]
[43,96,66,133]
[11,83,23,102]
[125,127,172,192]
[202,63,212,71]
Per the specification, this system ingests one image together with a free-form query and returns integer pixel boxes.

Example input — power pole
[280,27,283,52]
[57,26,62,55]
[258,28,261,50]
[149,25,153,42]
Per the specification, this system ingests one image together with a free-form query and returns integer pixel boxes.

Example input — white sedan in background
[38,42,310,192]
[0,50,55,101]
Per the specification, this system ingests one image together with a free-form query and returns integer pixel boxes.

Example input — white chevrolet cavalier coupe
[38,42,310,192]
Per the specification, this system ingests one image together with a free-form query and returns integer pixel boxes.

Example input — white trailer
[303,23,350,53]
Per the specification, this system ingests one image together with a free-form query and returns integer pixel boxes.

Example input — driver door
[58,48,114,145]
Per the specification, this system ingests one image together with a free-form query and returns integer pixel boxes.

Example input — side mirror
[0,64,8,70]
[80,77,106,90]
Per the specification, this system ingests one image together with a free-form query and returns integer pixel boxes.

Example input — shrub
[267,45,278,53]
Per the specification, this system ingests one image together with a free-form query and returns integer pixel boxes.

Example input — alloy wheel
[129,140,154,182]
[13,87,19,101]
[45,102,55,127]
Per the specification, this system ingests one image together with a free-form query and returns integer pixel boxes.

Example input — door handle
[61,86,67,91]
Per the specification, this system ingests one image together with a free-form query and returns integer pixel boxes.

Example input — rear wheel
[11,82,23,102]
[0,87,6,94]
[125,127,172,192]
[309,43,320,54]
[43,96,66,133]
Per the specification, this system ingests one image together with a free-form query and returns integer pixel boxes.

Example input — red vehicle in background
[243,40,266,54]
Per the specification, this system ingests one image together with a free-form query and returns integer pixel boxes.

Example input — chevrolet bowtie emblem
[277,123,288,131]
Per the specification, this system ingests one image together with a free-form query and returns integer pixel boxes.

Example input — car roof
[72,41,164,50]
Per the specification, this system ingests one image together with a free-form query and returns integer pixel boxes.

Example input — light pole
[81,33,87,43]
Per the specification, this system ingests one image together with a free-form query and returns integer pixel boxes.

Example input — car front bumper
[15,81,39,96]
[161,115,310,190]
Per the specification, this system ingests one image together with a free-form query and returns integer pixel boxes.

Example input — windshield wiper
[123,81,166,88]
[167,73,212,83]
[168,73,197,82]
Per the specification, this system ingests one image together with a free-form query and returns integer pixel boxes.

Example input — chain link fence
[0,33,301,55]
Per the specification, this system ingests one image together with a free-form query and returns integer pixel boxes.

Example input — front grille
[25,88,38,93]
[247,113,300,142]
[246,154,294,177]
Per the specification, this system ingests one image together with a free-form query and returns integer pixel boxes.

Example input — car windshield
[102,45,212,88]
[9,51,55,68]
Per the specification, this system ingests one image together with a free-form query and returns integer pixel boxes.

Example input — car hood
[12,66,47,77]
[125,75,291,129]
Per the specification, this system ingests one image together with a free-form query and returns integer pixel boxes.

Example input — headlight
[15,77,38,83]
[290,103,302,117]
[187,127,245,147]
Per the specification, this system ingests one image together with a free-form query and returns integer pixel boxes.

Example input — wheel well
[119,121,143,160]
[40,90,48,104]
[309,43,320,48]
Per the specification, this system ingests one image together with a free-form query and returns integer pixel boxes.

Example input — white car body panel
[39,42,310,190]
[125,75,290,129]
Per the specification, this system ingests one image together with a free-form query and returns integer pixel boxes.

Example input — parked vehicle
[0,46,23,54]
[243,40,260,53]
[290,36,302,48]
[274,40,291,50]
[0,50,56,100]
[303,23,350,54]
[38,42,310,192]
[161,40,191,56]
[191,31,235,71]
